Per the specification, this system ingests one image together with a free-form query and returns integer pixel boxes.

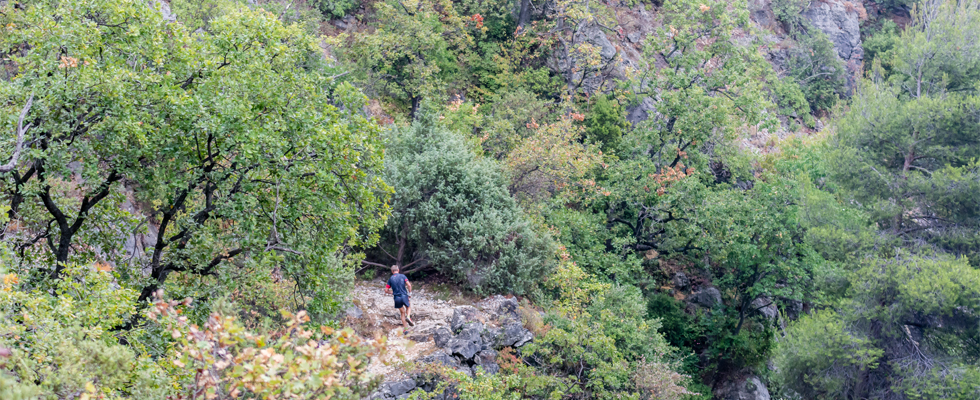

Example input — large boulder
[496,321,533,348]
[690,287,722,308]
[495,297,520,322]
[803,0,863,90]
[714,375,771,400]
[433,325,453,348]
[448,323,485,360]
[386,379,417,398]
[420,351,461,369]
[748,0,777,30]
[672,272,690,290]
[451,306,482,333]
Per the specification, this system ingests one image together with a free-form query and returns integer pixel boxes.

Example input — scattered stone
[344,304,363,319]
[627,32,642,43]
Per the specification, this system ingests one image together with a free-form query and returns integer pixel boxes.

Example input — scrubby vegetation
[1,0,978,399]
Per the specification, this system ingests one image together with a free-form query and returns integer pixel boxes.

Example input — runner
[384,265,414,331]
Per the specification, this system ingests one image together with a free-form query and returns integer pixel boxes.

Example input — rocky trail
[344,280,536,399]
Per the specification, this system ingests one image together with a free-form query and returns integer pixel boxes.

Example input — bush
[315,0,360,18]
[0,265,171,399]
[364,116,555,294]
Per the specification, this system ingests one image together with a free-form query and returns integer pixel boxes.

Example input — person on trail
[384,265,414,330]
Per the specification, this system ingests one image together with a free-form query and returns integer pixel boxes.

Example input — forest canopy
[1,0,978,399]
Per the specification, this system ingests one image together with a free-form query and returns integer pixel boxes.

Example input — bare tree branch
[0,95,34,174]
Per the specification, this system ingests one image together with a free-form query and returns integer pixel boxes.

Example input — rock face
[803,0,863,90]
[561,23,618,94]
[625,96,657,126]
[714,375,771,400]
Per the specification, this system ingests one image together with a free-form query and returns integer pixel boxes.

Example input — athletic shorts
[394,295,410,309]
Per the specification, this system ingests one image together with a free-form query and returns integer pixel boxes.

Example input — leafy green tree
[583,94,626,156]
[604,0,774,262]
[0,0,388,318]
[833,0,980,263]
[363,117,554,294]
[335,0,473,118]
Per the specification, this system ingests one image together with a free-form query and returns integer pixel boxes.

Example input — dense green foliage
[3,0,979,398]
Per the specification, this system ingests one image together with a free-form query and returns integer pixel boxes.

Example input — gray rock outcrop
[803,0,863,90]
[714,375,771,400]
[691,287,723,308]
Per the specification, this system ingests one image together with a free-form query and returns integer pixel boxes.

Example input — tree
[583,94,626,156]
[833,0,980,263]
[603,0,775,259]
[335,0,474,118]
[775,251,980,399]
[363,117,554,294]
[505,112,603,203]
[0,0,388,317]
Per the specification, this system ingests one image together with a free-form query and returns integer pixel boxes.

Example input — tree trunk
[517,0,532,31]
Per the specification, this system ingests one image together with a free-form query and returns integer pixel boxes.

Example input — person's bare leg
[399,306,408,329]
[406,306,413,325]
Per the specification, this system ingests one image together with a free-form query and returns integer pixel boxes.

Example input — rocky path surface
[349,280,458,380]
[345,280,536,398]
